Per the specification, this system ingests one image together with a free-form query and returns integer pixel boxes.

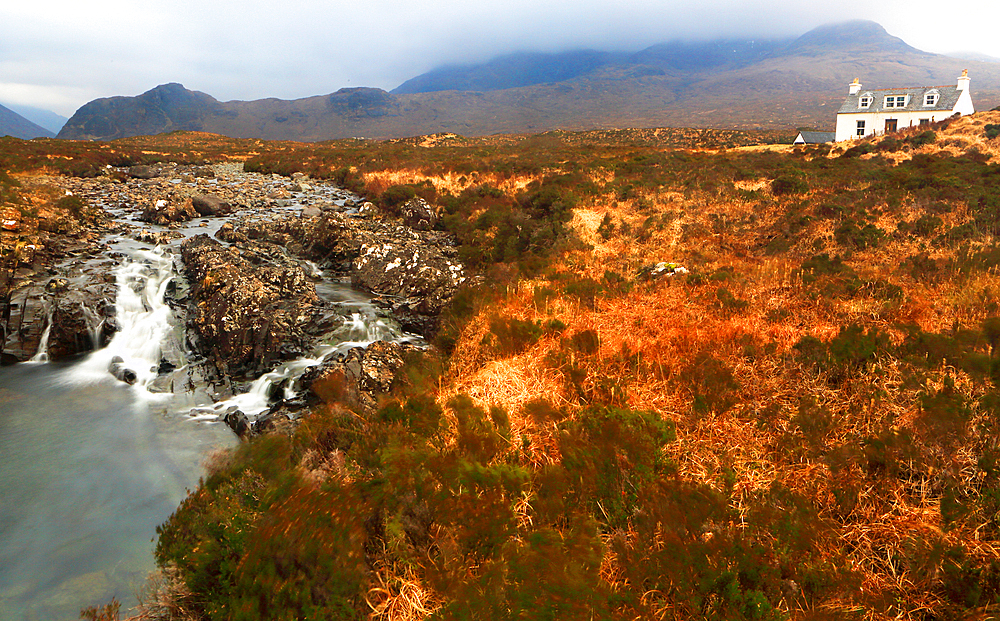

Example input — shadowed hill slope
[0,103,54,139]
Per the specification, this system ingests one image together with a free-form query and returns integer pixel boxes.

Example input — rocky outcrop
[229,212,465,335]
[181,234,320,378]
[351,229,464,334]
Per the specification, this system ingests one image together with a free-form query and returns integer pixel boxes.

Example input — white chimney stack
[849,78,862,95]
[957,69,970,92]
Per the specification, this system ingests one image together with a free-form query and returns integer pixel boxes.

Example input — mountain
[0,103,55,139]
[392,50,624,94]
[0,103,67,134]
[58,20,1000,142]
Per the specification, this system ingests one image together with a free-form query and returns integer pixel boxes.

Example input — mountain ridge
[1,103,55,139]
[57,20,1000,142]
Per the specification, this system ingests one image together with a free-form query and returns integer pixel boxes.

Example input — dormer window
[859,95,873,108]
[884,95,908,108]
[924,92,939,106]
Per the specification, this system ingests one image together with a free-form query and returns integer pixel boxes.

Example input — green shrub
[568,329,600,355]
[685,352,741,414]
[558,405,676,529]
[794,324,890,386]
[482,315,543,357]
[834,219,884,250]
[841,142,875,158]
[715,286,749,313]
[907,130,937,147]
[771,173,808,195]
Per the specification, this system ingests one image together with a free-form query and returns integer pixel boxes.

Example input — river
[0,361,235,620]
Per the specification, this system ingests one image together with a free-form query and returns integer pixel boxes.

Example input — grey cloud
[1,0,996,117]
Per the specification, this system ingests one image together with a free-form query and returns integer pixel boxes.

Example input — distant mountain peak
[784,20,921,56]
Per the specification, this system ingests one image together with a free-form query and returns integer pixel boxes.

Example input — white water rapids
[62,247,177,389]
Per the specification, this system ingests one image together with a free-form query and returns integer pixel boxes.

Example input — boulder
[226,212,465,336]
[127,165,159,179]
[352,232,464,334]
[223,408,251,438]
[46,285,117,359]
[191,194,231,217]
[399,197,437,230]
[138,197,199,224]
[215,222,248,244]
[108,356,137,384]
[297,340,411,415]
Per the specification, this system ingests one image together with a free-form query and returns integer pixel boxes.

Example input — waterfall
[27,302,53,363]
[66,247,178,389]
[80,301,105,349]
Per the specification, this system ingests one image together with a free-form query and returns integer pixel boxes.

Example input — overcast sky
[1,0,998,118]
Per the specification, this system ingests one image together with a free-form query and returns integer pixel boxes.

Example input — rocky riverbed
[0,162,465,435]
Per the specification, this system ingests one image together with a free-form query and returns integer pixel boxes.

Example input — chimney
[957,69,970,92]
[849,78,862,95]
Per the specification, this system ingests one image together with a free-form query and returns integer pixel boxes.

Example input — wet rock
[215,222,248,244]
[297,340,411,415]
[47,285,116,359]
[138,197,199,225]
[252,407,298,436]
[108,355,137,384]
[45,277,69,294]
[181,234,319,379]
[191,194,231,217]
[228,212,464,336]
[132,229,183,245]
[399,197,437,230]
[223,408,251,438]
[352,232,464,335]
[1,294,46,363]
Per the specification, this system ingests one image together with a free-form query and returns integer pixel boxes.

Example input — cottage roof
[837,85,963,114]
[794,131,835,144]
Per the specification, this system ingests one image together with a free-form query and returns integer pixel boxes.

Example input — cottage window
[856,120,866,136]
[924,93,938,106]
[859,96,872,108]
[884,95,907,108]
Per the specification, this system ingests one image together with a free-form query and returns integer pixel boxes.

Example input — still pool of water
[0,362,235,620]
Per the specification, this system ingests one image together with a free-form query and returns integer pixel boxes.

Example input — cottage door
[884,119,898,133]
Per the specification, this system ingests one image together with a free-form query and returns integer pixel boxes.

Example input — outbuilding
[793,131,835,145]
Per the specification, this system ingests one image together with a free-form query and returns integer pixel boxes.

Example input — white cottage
[834,71,975,142]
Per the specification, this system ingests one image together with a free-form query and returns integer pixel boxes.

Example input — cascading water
[64,247,178,389]
[26,303,52,363]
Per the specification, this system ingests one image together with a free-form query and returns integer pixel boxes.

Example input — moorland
[4,113,1000,620]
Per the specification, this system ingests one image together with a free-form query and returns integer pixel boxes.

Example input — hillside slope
[0,103,54,139]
